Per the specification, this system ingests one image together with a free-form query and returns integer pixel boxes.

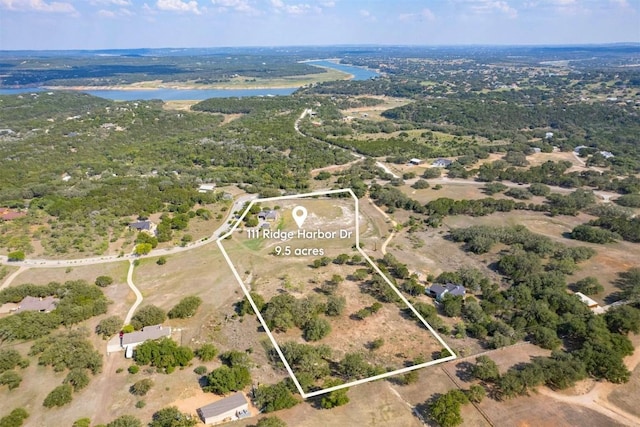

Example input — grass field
[222,197,448,392]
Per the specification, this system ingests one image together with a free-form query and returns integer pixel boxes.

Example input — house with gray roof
[426,283,466,301]
[15,296,59,313]
[106,324,172,356]
[431,158,452,168]
[197,392,250,425]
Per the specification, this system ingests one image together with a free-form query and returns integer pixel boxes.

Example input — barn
[197,392,250,425]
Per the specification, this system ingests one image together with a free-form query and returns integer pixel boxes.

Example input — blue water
[0,61,379,101]
[306,60,379,81]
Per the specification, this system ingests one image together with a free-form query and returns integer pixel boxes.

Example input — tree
[7,251,25,262]
[95,276,114,287]
[96,316,123,339]
[616,267,640,302]
[204,366,251,395]
[195,344,218,362]
[133,338,193,372]
[325,295,346,316]
[466,384,486,403]
[0,349,28,373]
[106,415,142,427]
[254,381,299,413]
[72,419,91,427]
[0,371,22,390]
[130,379,153,396]
[303,317,331,341]
[251,417,287,427]
[63,369,90,391]
[574,277,604,295]
[0,408,29,427]
[149,407,197,427]
[43,384,73,408]
[134,243,152,256]
[320,380,350,409]
[428,389,468,427]
[605,305,640,334]
[441,294,463,317]
[130,305,166,330]
[156,256,167,265]
[472,356,500,382]
[168,296,202,319]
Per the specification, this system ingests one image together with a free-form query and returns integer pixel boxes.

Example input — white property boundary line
[217,188,456,399]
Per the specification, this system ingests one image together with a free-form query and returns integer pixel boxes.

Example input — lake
[0,61,379,101]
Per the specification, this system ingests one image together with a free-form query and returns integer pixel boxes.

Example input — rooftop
[122,324,171,346]
[16,296,59,313]
[198,392,248,419]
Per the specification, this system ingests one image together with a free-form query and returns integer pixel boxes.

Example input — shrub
[195,344,218,362]
[43,384,73,408]
[130,379,154,396]
[128,365,139,374]
[254,381,299,413]
[73,418,91,427]
[574,277,604,295]
[7,251,25,262]
[167,296,202,319]
[130,305,166,330]
[0,408,29,427]
[204,366,251,395]
[0,371,22,390]
[303,317,331,342]
[156,257,167,265]
[135,400,146,409]
[95,276,114,287]
[63,369,90,391]
[133,338,193,372]
[96,316,123,339]
[252,417,287,427]
[106,415,142,427]
[149,407,196,427]
[194,366,207,375]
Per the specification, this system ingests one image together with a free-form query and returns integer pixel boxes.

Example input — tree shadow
[455,361,475,383]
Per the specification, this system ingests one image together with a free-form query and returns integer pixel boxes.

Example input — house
[426,283,466,301]
[129,220,156,235]
[107,324,172,356]
[431,158,452,168]
[409,158,422,166]
[545,132,554,140]
[198,183,216,193]
[15,296,59,313]
[599,151,615,159]
[0,208,26,221]
[574,292,605,314]
[257,210,278,221]
[197,392,250,425]
[531,147,542,153]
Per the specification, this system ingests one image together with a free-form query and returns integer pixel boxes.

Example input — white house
[198,183,216,193]
[409,158,422,165]
[197,392,250,425]
[431,158,452,168]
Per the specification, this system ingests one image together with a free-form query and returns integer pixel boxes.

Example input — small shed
[574,292,604,314]
[197,392,250,425]
[409,158,422,165]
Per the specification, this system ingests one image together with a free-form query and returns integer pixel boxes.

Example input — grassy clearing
[13,261,129,286]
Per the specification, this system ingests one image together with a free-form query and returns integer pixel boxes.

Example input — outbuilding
[197,392,250,425]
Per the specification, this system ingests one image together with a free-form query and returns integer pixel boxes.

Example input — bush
[325,295,346,316]
[133,337,193,372]
[254,381,299,413]
[252,417,287,427]
[195,344,218,362]
[0,371,22,390]
[0,349,28,373]
[428,389,468,427]
[7,251,25,262]
[130,305,166,330]
[130,379,154,396]
[167,296,202,319]
[194,366,207,375]
[128,365,139,374]
[0,408,29,427]
[574,277,604,295]
[570,224,619,244]
[96,316,123,339]
[63,369,90,391]
[106,415,142,427]
[43,384,73,408]
[156,256,167,265]
[149,407,196,427]
[135,400,146,409]
[95,276,114,287]
[73,418,91,427]
[303,317,331,341]
[204,366,251,395]
[412,179,430,189]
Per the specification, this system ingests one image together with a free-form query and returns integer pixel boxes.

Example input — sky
[0,0,639,50]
